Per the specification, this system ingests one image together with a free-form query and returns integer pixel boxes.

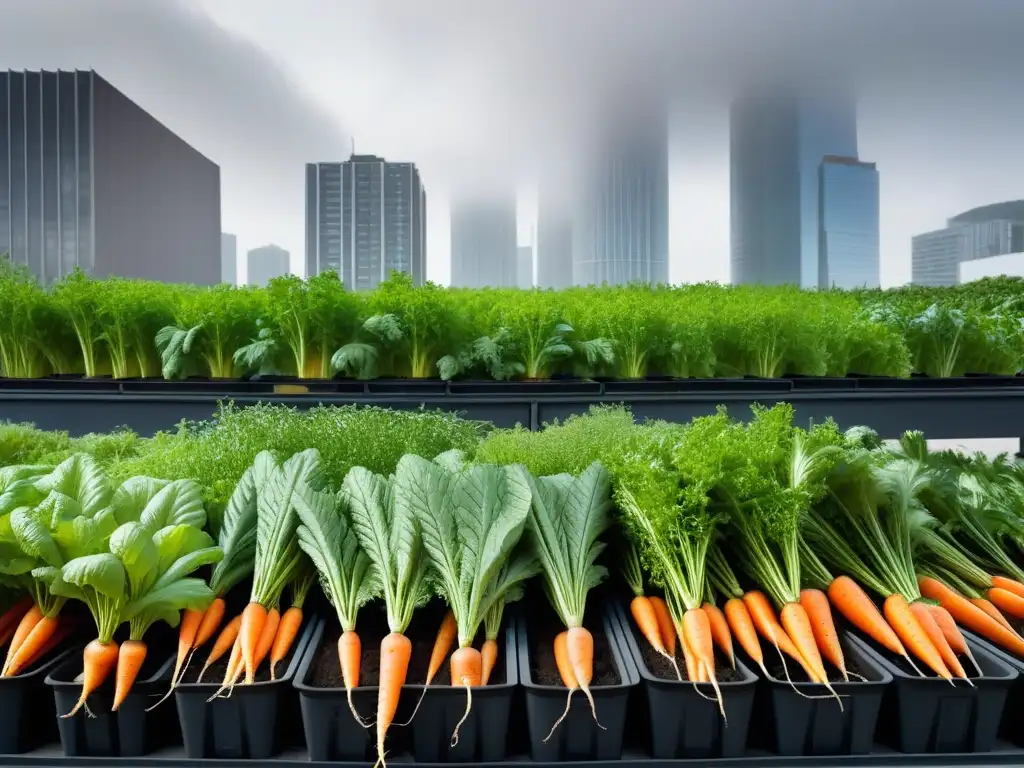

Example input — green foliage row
[2,259,1023,381]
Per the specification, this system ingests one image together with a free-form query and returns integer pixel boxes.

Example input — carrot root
[112,640,148,710]
[4,615,59,678]
[884,594,952,682]
[544,630,579,743]
[62,639,119,719]
[239,602,268,685]
[449,646,483,747]
[2,604,43,676]
[338,630,370,728]
[375,632,412,768]
[269,606,303,681]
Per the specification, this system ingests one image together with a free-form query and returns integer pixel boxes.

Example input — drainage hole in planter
[528,613,620,687]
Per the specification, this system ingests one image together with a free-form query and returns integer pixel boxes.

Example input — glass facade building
[449,196,518,288]
[730,89,863,287]
[817,156,880,289]
[305,155,426,289]
[912,201,1024,286]
[0,70,220,285]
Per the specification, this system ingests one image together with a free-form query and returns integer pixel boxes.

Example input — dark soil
[528,614,621,687]
[179,634,299,686]
[637,636,741,683]
[309,605,507,689]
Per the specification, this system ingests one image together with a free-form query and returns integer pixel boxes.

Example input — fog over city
[2,0,1023,287]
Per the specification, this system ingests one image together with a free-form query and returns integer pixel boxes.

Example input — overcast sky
[2,0,1023,287]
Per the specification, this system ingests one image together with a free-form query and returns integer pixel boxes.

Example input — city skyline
[247,243,289,286]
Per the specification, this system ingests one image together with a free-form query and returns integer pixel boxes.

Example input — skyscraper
[573,109,669,286]
[248,244,289,287]
[817,156,880,289]
[912,201,1024,286]
[449,195,518,288]
[0,70,220,285]
[516,244,533,289]
[221,233,237,285]
[730,87,864,287]
[536,200,573,289]
[305,155,426,290]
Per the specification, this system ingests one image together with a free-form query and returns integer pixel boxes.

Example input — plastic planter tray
[517,607,639,762]
[610,600,756,759]
[295,616,519,763]
[45,651,177,757]
[960,631,1024,747]
[173,618,314,760]
[857,632,1016,753]
[0,641,80,753]
[760,632,891,756]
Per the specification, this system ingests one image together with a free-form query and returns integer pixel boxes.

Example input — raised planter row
[2,600,1024,766]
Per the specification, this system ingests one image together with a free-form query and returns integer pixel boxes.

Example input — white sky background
[3,0,1024,288]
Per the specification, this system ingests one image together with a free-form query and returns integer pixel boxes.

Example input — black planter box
[762,633,891,756]
[173,618,314,760]
[45,651,177,757]
[447,380,602,396]
[610,601,756,759]
[517,608,638,762]
[961,631,1024,747]
[858,633,1016,753]
[0,641,79,753]
[366,379,448,395]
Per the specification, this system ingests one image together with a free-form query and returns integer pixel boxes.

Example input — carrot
[251,607,281,675]
[780,602,831,687]
[3,615,59,679]
[194,597,226,649]
[553,630,577,688]
[338,629,365,723]
[2,604,42,676]
[909,602,968,681]
[648,596,676,655]
[449,646,484,746]
[375,632,412,768]
[402,610,458,725]
[684,607,724,717]
[269,606,303,680]
[883,594,951,680]
[172,609,204,685]
[724,596,768,676]
[632,596,669,655]
[198,614,242,682]
[8,618,72,676]
[743,591,816,678]
[970,597,1018,634]
[702,603,735,670]
[480,638,499,686]
[680,628,700,681]
[239,602,268,684]
[919,576,1024,657]
[0,597,33,642]
[828,576,916,666]
[991,576,1024,600]
[926,603,975,664]
[800,588,848,680]
[987,588,1024,620]
[112,640,148,710]
[62,639,119,718]
[566,626,600,722]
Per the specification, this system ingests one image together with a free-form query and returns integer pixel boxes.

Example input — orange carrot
[3,615,59,679]
[223,636,243,687]
[800,588,848,680]
[2,604,42,676]
[338,629,364,722]
[402,610,458,725]
[62,639,119,718]
[684,607,724,716]
[251,607,281,675]
[743,591,815,678]
[988,588,1024,620]
[780,602,830,685]
[375,632,412,768]
[920,577,1024,657]
[680,628,702,682]
[927,604,969,656]
[883,594,951,680]
[172,609,204,685]
[269,606,303,680]
[194,597,226,649]
[198,614,242,682]
[632,596,669,656]
[828,576,913,661]
[0,597,33,641]
[480,638,499,686]
[112,640,148,710]
[239,602,268,684]
[565,626,599,721]
[648,596,676,655]
[910,602,968,681]
[991,575,1024,600]
[8,619,72,676]
[553,630,577,688]
[449,646,484,746]
[703,603,735,670]
[970,597,1018,634]
[724,597,768,676]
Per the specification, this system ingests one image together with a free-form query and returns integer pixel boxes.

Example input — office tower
[449,195,518,288]
[247,244,289,287]
[536,199,573,289]
[912,201,1024,286]
[730,87,863,287]
[221,233,237,285]
[517,245,533,289]
[0,70,220,285]
[305,155,426,290]
[573,108,669,286]
[817,156,880,289]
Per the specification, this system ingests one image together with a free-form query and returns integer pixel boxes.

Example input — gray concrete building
[305,155,426,290]
[0,69,220,285]
[912,201,1024,286]
[221,233,237,284]
[517,244,533,289]
[449,195,518,288]
[247,244,289,287]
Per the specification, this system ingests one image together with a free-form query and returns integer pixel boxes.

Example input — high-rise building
[449,195,518,288]
[817,156,880,289]
[912,201,1024,287]
[0,70,220,285]
[730,87,863,287]
[221,233,237,285]
[536,201,573,289]
[305,155,426,290]
[247,244,289,287]
[516,245,533,289]
[573,110,669,286]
